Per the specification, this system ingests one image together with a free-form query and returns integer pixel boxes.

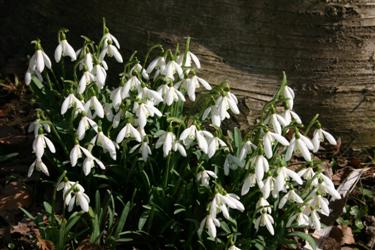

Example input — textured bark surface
[1,0,375,146]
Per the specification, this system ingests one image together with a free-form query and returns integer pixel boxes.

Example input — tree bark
[1,0,374,146]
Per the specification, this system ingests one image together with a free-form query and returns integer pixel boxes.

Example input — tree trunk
[1,0,374,146]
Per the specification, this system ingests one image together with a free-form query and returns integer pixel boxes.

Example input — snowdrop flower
[78,51,94,71]
[92,63,107,89]
[78,70,95,94]
[268,113,287,134]
[262,131,289,159]
[70,144,105,174]
[285,133,314,162]
[116,123,142,143]
[298,167,316,180]
[283,85,295,110]
[177,51,201,69]
[241,173,256,196]
[278,189,304,208]
[239,140,256,161]
[154,130,186,157]
[77,115,98,140]
[310,194,330,216]
[317,173,341,200]
[179,125,210,154]
[137,87,163,104]
[59,181,90,212]
[146,56,166,77]
[312,128,337,152]
[275,166,303,193]
[130,63,149,80]
[260,176,276,199]
[255,212,275,235]
[161,60,184,80]
[99,41,123,63]
[54,39,76,62]
[84,96,104,118]
[94,131,117,160]
[253,155,269,187]
[32,134,56,159]
[111,110,123,128]
[207,136,227,158]
[198,214,220,238]
[310,210,322,230]
[61,94,85,115]
[256,197,271,213]
[172,140,187,157]
[286,210,310,227]
[133,101,162,128]
[217,92,240,118]
[183,75,212,101]
[159,84,186,106]
[28,120,51,136]
[122,76,142,98]
[215,193,245,213]
[228,245,241,250]
[130,141,152,162]
[196,170,217,187]
[101,30,120,49]
[28,158,49,177]
[283,109,302,125]
[28,48,52,74]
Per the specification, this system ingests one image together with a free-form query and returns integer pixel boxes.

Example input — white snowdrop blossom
[161,60,184,80]
[100,43,123,63]
[275,166,303,193]
[183,75,212,101]
[69,144,105,175]
[239,140,256,161]
[78,70,95,94]
[196,170,217,187]
[57,181,90,212]
[312,128,337,152]
[32,134,56,159]
[255,212,275,235]
[198,214,220,238]
[84,96,105,118]
[278,189,304,208]
[177,51,201,69]
[122,76,142,98]
[94,131,117,160]
[116,123,142,143]
[179,125,211,154]
[130,63,149,80]
[138,87,163,104]
[28,158,49,177]
[156,131,184,157]
[253,155,269,186]
[130,141,152,162]
[92,63,107,89]
[268,113,287,134]
[28,120,51,136]
[287,209,310,227]
[158,84,186,106]
[146,56,166,77]
[29,49,52,73]
[285,134,314,162]
[55,39,76,62]
[241,173,257,196]
[228,245,241,250]
[78,51,94,71]
[262,131,289,159]
[101,31,120,49]
[61,94,85,115]
[207,136,227,158]
[283,85,295,110]
[284,109,302,125]
[132,101,162,128]
[77,116,98,140]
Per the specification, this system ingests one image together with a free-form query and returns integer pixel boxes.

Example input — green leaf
[0,152,18,162]
[114,201,131,238]
[19,207,35,220]
[31,76,44,89]
[43,201,52,214]
[233,127,242,149]
[288,231,317,250]
[138,210,149,231]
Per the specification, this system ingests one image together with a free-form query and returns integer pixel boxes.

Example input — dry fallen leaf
[10,222,31,235]
[339,225,355,245]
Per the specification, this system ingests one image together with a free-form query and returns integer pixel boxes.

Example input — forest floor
[0,75,375,250]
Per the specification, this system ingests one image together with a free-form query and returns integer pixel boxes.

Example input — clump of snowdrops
[23,21,340,249]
